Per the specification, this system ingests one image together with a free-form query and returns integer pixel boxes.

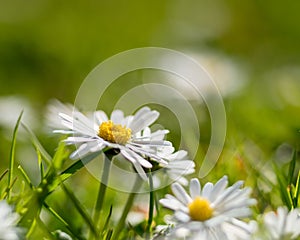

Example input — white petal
[174,211,190,222]
[121,149,152,168]
[212,180,243,206]
[120,149,148,180]
[169,150,188,161]
[111,109,124,124]
[167,160,195,170]
[189,178,201,199]
[209,176,228,202]
[159,198,184,211]
[64,136,97,144]
[129,108,159,133]
[171,183,192,205]
[202,182,213,199]
[122,115,134,127]
[94,110,108,124]
[131,140,171,147]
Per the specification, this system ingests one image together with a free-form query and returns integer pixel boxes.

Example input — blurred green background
[1,0,299,159]
[0,0,300,238]
[1,0,300,185]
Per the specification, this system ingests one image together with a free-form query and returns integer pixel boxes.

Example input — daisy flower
[136,127,195,185]
[159,176,256,239]
[0,200,23,240]
[53,102,172,180]
[257,206,300,240]
[158,148,195,186]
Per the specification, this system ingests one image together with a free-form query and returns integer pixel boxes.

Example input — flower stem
[146,171,154,239]
[111,175,142,240]
[90,151,114,239]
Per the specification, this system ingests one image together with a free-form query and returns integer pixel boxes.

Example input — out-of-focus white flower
[255,207,300,240]
[0,200,23,240]
[154,51,246,101]
[52,101,172,180]
[159,176,256,239]
[0,95,37,135]
[126,199,156,226]
[52,230,73,240]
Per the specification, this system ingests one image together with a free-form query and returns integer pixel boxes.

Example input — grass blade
[43,202,81,240]
[294,170,300,208]
[0,169,8,182]
[288,149,297,184]
[60,151,100,182]
[8,111,23,200]
[273,163,292,209]
[102,205,113,234]
[47,151,100,194]
[61,183,99,238]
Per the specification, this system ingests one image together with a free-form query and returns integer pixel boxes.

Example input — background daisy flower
[257,206,300,240]
[159,176,256,239]
[54,102,172,179]
[0,200,23,240]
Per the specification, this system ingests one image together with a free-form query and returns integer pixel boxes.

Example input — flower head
[257,206,300,240]
[0,200,23,240]
[158,148,195,186]
[53,102,172,180]
[159,176,256,239]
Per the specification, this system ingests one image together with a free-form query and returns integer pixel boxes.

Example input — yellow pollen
[99,120,131,145]
[188,197,213,221]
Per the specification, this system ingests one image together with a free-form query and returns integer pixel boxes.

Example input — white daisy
[159,176,256,239]
[136,127,195,185]
[158,149,195,186]
[54,103,172,180]
[0,200,23,240]
[259,206,300,240]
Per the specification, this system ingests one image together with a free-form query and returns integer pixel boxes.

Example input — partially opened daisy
[158,149,195,186]
[137,127,195,185]
[159,176,256,239]
[54,102,172,179]
[257,206,300,240]
[0,200,23,240]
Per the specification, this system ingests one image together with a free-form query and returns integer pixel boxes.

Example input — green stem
[90,152,113,239]
[146,172,154,239]
[8,111,23,200]
[111,176,142,240]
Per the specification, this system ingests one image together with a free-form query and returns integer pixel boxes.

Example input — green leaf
[104,229,113,240]
[7,111,23,200]
[273,163,292,209]
[288,149,297,184]
[102,205,113,235]
[52,141,69,170]
[36,148,44,181]
[294,170,300,208]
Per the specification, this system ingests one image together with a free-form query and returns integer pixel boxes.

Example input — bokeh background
[1,0,300,238]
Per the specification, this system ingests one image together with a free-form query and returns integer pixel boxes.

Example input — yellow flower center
[188,197,213,221]
[98,120,131,145]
